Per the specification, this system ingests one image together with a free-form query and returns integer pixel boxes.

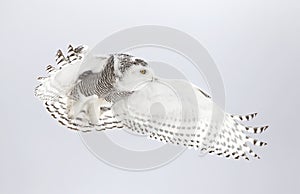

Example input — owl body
[35,44,269,160]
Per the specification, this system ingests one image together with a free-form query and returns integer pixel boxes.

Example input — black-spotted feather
[35,44,123,132]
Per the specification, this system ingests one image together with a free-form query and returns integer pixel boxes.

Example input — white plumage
[35,44,269,160]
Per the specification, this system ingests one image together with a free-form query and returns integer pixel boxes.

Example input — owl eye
[140,69,147,74]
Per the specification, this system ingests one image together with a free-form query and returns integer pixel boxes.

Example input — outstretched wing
[35,45,269,161]
[112,78,269,160]
[35,45,123,132]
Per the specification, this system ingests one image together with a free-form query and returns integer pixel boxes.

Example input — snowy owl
[35,44,269,161]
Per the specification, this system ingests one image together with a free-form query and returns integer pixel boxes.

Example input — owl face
[115,55,155,91]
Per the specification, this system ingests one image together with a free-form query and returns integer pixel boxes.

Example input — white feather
[35,44,269,161]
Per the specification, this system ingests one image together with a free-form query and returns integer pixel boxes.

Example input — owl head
[113,54,155,91]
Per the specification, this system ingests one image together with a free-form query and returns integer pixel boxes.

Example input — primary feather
[35,44,269,161]
[112,79,268,160]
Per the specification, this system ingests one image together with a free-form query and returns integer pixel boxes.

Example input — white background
[0,0,299,193]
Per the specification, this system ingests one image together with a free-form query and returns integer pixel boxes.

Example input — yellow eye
[140,69,146,74]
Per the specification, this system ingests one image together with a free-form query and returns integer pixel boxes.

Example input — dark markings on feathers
[124,113,267,160]
[198,89,211,98]
[38,45,269,160]
[253,139,257,144]
[232,113,258,121]
[245,125,269,134]
[70,55,116,100]
[100,107,111,111]
[45,99,123,131]
[117,54,148,73]
[69,55,134,103]
[68,126,79,131]
[58,120,66,126]
[55,50,67,66]
[74,45,85,53]
[78,70,93,80]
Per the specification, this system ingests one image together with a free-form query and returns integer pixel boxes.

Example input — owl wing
[35,45,124,132]
[112,78,269,160]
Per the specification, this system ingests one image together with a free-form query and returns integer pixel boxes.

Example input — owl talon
[67,94,110,124]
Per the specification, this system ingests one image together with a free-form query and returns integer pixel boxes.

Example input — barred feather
[67,45,77,62]
[231,113,258,121]
[35,44,124,132]
[35,44,270,161]
[113,79,269,160]
[55,49,68,68]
